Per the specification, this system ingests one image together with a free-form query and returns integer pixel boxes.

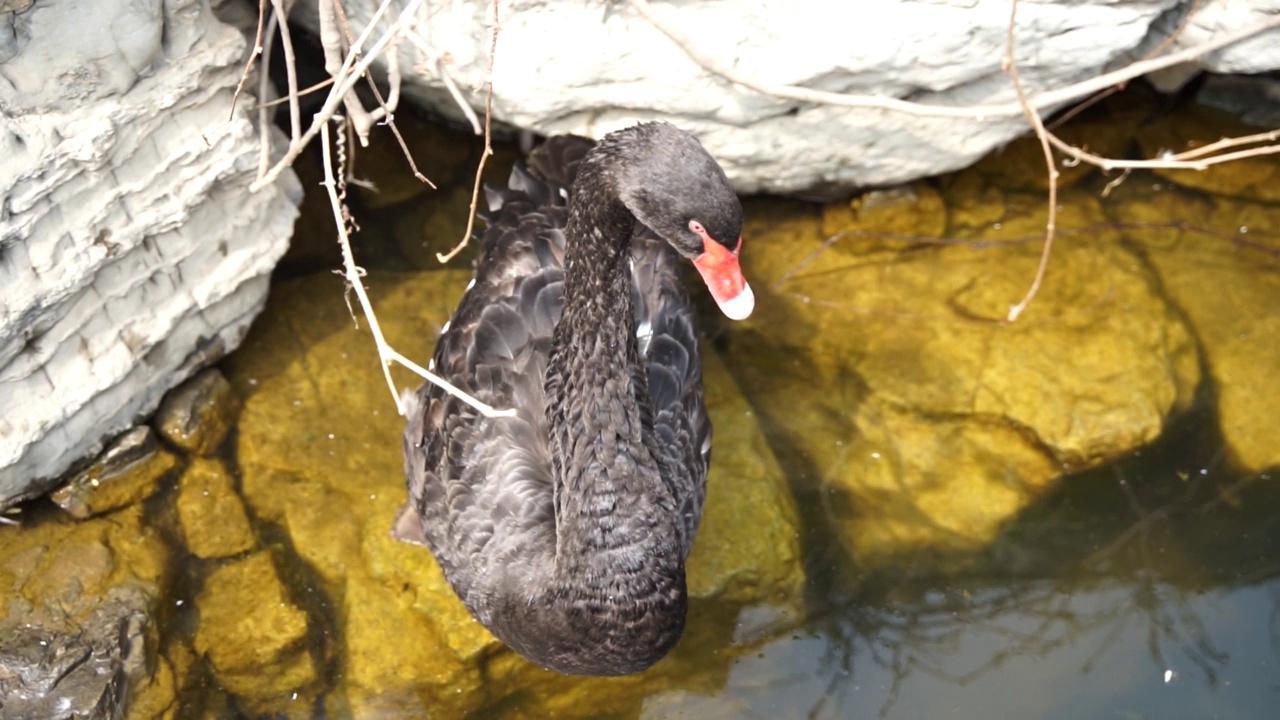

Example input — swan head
[604,122,754,320]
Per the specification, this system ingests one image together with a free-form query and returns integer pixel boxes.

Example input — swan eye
[688,220,705,235]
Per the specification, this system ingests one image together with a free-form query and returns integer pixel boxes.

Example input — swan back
[400,131,715,674]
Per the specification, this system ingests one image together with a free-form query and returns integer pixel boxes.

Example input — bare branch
[270,0,302,144]
[256,7,280,179]
[229,0,269,121]
[436,0,499,264]
[1048,128,1280,172]
[1003,0,1058,323]
[435,56,483,134]
[261,77,335,108]
[320,120,514,418]
[252,0,425,191]
[402,9,483,133]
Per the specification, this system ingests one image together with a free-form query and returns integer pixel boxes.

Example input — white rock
[0,0,301,506]
[284,0,1280,194]
[1170,0,1280,74]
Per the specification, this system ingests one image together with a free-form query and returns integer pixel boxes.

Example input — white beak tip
[717,282,755,321]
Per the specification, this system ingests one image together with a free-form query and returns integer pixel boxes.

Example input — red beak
[691,234,754,320]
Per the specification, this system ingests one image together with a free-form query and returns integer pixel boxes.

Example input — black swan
[397,122,753,676]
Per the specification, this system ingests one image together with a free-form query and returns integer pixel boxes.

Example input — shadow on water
[705,359,1280,719]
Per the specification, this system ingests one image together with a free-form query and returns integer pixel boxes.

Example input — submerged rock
[0,504,171,718]
[0,587,150,720]
[685,350,804,607]
[175,457,256,559]
[1108,184,1280,473]
[223,268,805,715]
[194,551,317,715]
[154,369,239,457]
[737,179,1200,569]
[49,426,177,520]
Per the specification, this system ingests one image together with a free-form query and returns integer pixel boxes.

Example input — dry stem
[271,0,302,143]
[250,0,422,191]
[320,120,513,418]
[230,0,269,121]
[1003,0,1058,322]
[436,0,499,264]
[244,0,508,417]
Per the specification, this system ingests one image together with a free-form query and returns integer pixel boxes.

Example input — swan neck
[546,169,683,573]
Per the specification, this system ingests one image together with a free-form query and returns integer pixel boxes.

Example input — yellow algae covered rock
[226,269,489,714]
[751,186,1198,465]
[175,457,256,559]
[223,265,808,715]
[335,571,483,719]
[240,469,363,588]
[127,652,179,720]
[154,366,240,456]
[154,369,240,457]
[685,350,804,606]
[1108,184,1280,473]
[50,426,177,519]
[361,505,496,666]
[194,551,317,713]
[736,181,1199,569]
[828,398,1060,566]
[820,183,947,244]
[0,505,169,625]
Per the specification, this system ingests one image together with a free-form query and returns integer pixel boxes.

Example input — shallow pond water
[3,91,1279,719]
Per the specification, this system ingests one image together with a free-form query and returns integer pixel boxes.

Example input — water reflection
[647,580,1278,719]
[645,393,1280,719]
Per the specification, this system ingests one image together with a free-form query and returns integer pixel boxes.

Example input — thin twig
[230,0,269,121]
[270,0,302,144]
[256,8,280,178]
[339,25,435,188]
[319,0,374,146]
[1049,129,1280,172]
[402,10,483,132]
[1003,0,1058,323]
[436,0,498,264]
[261,77,335,108]
[1173,128,1280,161]
[321,118,399,411]
[320,120,513,418]
[435,56,484,134]
[1100,169,1131,198]
[1050,0,1204,131]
